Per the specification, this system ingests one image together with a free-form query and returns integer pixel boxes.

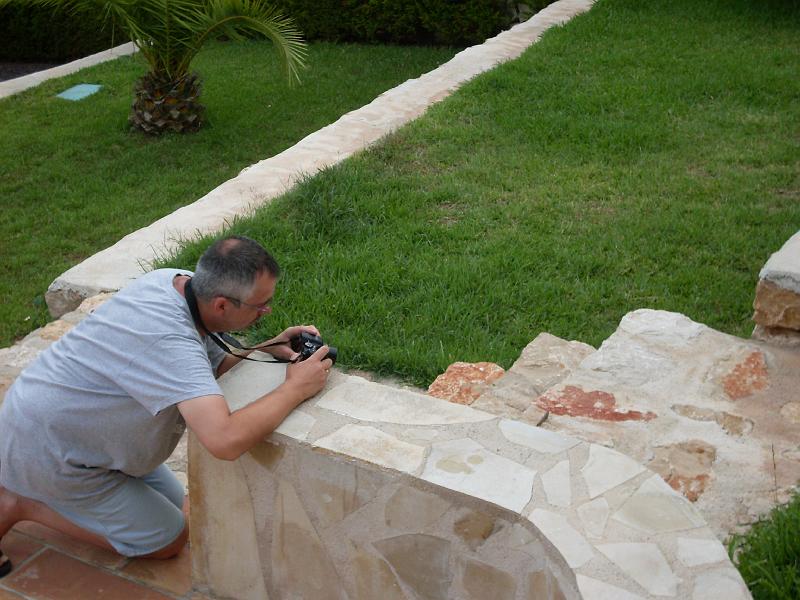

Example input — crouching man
[0,235,332,576]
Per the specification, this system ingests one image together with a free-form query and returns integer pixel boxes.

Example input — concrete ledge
[45,0,595,317]
[0,42,137,100]
[189,363,750,599]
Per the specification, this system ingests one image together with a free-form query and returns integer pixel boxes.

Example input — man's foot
[0,547,11,578]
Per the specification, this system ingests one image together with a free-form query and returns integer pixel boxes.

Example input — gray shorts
[50,464,185,557]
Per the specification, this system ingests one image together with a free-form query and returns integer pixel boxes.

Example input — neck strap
[183,276,290,364]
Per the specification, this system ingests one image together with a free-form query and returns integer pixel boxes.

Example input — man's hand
[257,324,320,361]
[284,345,333,399]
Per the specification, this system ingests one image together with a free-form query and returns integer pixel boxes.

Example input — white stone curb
[0,42,137,100]
[44,0,595,317]
[760,230,800,294]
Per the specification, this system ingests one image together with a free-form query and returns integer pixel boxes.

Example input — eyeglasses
[223,296,272,313]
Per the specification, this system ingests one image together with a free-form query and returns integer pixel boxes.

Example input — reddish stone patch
[665,474,710,503]
[428,362,505,405]
[535,385,656,421]
[723,351,768,400]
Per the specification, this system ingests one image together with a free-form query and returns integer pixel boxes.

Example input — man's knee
[141,524,188,559]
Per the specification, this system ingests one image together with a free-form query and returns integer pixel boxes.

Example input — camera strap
[183,277,293,364]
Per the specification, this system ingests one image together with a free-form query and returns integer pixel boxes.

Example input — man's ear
[210,296,229,314]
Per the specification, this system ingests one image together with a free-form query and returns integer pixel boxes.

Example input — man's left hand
[257,325,320,361]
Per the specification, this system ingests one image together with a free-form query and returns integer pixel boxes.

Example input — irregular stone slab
[527,571,568,600]
[576,497,610,539]
[317,378,495,425]
[647,440,716,502]
[384,486,450,531]
[676,537,729,567]
[753,279,800,330]
[596,542,680,597]
[461,559,516,600]
[453,509,497,551]
[273,479,345,600]
[427,361,505,405]
[536,384,656,422]
[421,438,536,512]
[779,402,800,424]
[671,404,753,436]
[541,460,571,507]
[691,569,750,600]
[351,550,409,600]
[528,509,593,569]
[498,419,580,454]
[274,410,316,440]
[315,425,425,474]
[618,309,706,346]
[576,574,646,600]
[721,350,769,400]
[473,333,595,413]
[612,475,705,534]
[581,444,646,499]
[373,534,452,600]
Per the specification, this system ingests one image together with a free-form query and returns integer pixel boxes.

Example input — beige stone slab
[314,424,426,473]
[317,378,496,425]
[422,438,537,512]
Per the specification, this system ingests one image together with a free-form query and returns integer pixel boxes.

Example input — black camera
[290,332,337,365]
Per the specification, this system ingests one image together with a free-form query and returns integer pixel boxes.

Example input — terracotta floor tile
[2,530,44,568]
[0,587,25,600]
[11,523,126,569]
[3,550,173,600]
[120,547,191,596]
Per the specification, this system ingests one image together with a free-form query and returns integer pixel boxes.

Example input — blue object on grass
[56,84,102,101]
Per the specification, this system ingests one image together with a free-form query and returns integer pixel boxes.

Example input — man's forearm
[216,383,305,459]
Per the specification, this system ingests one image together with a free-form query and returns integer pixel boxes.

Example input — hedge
[0,4,117,62]
[271,0,552,46]
[0,1,552,63]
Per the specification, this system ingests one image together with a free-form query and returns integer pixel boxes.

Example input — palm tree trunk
[129,72,204,135]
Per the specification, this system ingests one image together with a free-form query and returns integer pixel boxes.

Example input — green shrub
[271,0,555,46]
[0,4,117,62]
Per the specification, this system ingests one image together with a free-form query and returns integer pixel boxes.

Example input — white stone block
[314,425,425,474]
[529,509,593,568]
[499,419,580,454]
[422,438,536,512]
[581,444,645,498]
[597,542,680,596]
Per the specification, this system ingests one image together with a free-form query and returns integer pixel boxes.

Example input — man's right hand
[284,345,333,400]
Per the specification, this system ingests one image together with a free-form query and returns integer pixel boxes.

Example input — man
[0,236,332,576]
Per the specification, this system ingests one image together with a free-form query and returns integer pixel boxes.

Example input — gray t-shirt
[0,269,225,506]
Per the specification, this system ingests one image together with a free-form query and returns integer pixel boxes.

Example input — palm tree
[5,0,306,134]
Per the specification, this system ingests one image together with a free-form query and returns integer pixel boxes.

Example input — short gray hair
[192,236,280,301]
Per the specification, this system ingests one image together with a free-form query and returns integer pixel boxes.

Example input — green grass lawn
[163,0,800,389]
[729,492,800,600]
[0,40,456,347]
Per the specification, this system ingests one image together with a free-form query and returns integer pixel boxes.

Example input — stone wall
[189,361,749,600]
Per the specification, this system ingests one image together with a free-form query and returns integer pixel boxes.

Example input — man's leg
[0,471,188,567]
[0,484,115,551]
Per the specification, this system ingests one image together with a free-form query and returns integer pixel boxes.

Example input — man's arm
[181,346,331,460]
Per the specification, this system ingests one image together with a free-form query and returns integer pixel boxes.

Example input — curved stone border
[44,0,595,317]
[189,360,751,600]
[0,42,137,100]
